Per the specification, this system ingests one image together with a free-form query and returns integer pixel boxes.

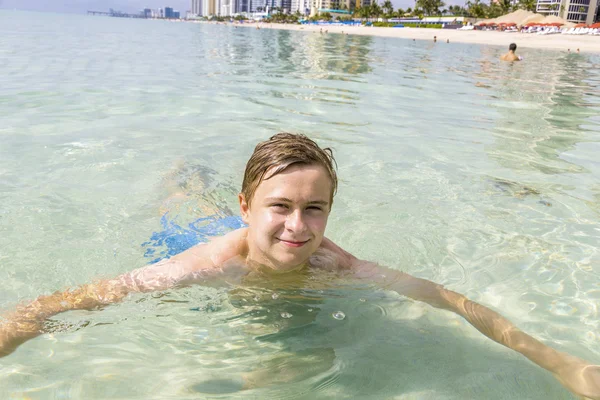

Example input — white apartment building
[536,0,599,23]
[290,0,310,14]
[197,0,240,16]
[191,0,203,15]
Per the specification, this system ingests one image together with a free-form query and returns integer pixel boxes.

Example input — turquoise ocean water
[1,10,600,399]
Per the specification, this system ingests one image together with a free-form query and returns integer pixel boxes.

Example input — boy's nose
[285,210,306,232]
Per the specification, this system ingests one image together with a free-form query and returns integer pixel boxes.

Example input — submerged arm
[350,259,600,399]
[0,229,248,357]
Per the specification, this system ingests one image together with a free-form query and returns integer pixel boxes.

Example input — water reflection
[487,52,600,175]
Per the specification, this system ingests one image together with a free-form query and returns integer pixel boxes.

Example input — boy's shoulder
[209,227,249,264]
[313,237,357,270]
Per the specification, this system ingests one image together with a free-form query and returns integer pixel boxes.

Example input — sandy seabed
[231,22,600,53]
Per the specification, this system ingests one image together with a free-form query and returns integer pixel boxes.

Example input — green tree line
[347,0,536,20]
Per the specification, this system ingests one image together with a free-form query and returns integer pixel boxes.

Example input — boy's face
[239,164,332,272]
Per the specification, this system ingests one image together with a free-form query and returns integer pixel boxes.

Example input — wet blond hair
[241,133,338,208]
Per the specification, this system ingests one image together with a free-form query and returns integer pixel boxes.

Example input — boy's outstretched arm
[0,228,249,358]
[320,238,600,400]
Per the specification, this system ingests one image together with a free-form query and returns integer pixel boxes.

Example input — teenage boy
[1,133,598,398]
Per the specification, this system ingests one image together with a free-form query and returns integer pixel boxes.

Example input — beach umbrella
[506,22,517,26]
[590,22,600,28]
[548,22,563,26]
[574,23,586,28]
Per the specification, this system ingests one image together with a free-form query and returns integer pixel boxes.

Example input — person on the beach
[433,35,437,43]
[1,133,599,399]
[500,43,521,61]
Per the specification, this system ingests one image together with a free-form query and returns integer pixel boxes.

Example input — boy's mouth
[278,238,309,248]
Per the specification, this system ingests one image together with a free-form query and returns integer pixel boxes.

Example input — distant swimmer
[446,39,449,43]
[433,35,437,43]
[500,43,522,61]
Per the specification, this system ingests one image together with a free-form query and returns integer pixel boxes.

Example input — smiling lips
[278,238,309,247]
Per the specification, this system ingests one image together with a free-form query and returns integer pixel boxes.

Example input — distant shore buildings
[90,0,599,24]
[88,7,181,19]
[187,0,356,16]
[190,0,290,16]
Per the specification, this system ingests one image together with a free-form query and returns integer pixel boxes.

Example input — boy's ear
[238,193,250,224]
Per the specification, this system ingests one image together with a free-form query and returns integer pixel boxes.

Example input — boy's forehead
[265,164,329,181]
[256,164,332,192]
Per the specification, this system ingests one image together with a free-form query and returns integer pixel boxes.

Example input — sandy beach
[234,22,600,53]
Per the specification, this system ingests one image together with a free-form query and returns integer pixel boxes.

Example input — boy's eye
[307,206,322,211]
[271,204,288,209]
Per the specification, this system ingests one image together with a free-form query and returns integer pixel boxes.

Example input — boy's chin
[269,253,310,272]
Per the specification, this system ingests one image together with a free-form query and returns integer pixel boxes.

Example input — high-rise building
[165,7,174,17]
[309,0,353,15]
[291,0,309,13]
[191,0,204,15]
[203,0,217,15]
[249,0,283,12]
[142,8,152,17]
[281,0,292,12]
[537,0,599,23]
[236,0,250,13]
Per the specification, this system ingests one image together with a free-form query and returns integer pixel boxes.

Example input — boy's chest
[308,248,346,272]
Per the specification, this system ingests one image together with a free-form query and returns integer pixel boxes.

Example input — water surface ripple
[1,10,600,400]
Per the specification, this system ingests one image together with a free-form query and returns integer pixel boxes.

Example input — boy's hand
[0,319,43,358]
[552,355,600,400]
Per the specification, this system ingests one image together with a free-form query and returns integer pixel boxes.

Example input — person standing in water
[500,43,522,61]
[0,133,599,398]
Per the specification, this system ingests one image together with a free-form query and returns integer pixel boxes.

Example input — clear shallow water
[1,10,600,399]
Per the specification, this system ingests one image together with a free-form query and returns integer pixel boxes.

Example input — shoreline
[230,22,600,53]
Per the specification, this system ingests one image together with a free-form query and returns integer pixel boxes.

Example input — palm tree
[370,0,382,18]
[382,0,394,18]
[466,0,487,17]
[361,5,371,20]
[499,0,512,14]
[517,0,536,12]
